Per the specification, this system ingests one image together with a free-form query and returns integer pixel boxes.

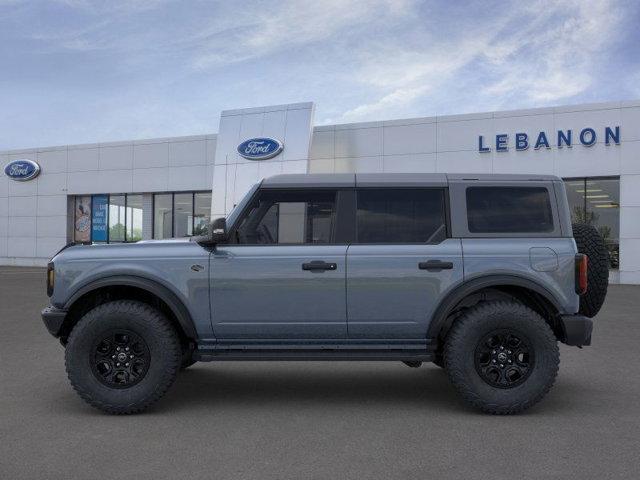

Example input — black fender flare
[63,275,197,339]
[426,274,564,340]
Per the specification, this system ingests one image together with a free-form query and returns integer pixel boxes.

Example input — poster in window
[91,195,108,242]
[74,196,92,242]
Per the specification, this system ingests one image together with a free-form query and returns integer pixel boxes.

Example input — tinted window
[466,187,554,233]
[235,190,336,244]
[356,189,446,243]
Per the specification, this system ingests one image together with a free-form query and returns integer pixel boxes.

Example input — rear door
[346,188,463,339]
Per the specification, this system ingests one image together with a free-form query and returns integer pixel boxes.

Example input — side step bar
[195,351,434,362]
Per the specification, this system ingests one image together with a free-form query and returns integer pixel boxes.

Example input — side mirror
[192,217,227,246]
[209,217,228,244]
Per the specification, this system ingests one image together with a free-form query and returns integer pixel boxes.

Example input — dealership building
[1,100,639,283]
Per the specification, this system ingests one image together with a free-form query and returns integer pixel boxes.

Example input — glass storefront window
[154,194,173,239]
[126,194,143,242]
[73,191,214,242]
[109,195,126,242]
[91,195,109,242]
[194,192,212,236]
[153,191,211,239]
[564,177,620,269]
[74,196,92,243]
[174,193,193,237]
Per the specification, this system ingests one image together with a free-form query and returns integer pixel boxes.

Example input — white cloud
[481,0,621,104]
[191,0,413,69]
[334,0,625,122]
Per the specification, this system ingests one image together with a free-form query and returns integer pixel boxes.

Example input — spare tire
[572,223,609,317]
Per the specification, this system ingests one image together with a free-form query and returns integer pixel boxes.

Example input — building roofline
[2,98,638,154]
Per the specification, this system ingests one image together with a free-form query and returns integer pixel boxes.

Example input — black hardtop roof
[260,173,560,188]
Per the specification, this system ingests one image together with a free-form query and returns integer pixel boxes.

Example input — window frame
[226,187,348,246]
[353,187,450,245]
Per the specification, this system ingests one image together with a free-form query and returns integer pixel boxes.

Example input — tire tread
[65,300,181,415]
[444,301,559,415]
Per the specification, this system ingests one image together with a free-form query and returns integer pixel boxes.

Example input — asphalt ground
[1,266,639,479]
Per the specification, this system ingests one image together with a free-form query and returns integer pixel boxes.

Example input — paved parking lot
[1,266,639,479]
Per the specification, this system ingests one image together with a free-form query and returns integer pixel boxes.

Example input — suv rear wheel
[65,300,181,414]
[444,301,559,414]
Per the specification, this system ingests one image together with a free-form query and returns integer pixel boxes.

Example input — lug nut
[500,346,504,350]
[492,359,496,363]
[112,355,116,359]
[492,350,496,354]
[130,355,134,359]
[125,347,129,351]
[125,363,129,367]
[500,364,504,368]
[116,347,121,351]
[116,363,120,366]
[507,350,511,354]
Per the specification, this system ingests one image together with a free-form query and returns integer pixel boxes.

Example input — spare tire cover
[572,223,609,318]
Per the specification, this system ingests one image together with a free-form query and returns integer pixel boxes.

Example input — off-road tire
[572,223,609,318]
[444,301,559,414]
[65,300,181,414]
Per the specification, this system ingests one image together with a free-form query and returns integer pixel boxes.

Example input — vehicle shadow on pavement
[152,363,598,416]
[127,363,467,415]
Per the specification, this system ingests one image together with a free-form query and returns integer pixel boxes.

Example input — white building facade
[1,100,639,283]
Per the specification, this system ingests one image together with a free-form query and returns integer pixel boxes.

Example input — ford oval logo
[4,159,41,181]
[237,137,283,160]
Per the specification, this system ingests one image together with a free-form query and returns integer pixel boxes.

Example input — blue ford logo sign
[4,159,41,181]
[237,137,283,160]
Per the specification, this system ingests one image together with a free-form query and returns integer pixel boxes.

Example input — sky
[1,0,639,150]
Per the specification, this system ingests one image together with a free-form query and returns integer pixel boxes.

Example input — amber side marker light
[47,262,55,297]
[575,254,588,295]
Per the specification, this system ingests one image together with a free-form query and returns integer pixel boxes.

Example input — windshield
[225,183,259,229]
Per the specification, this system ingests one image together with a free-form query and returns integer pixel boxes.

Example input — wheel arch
[428,275,564,342]
[59,275,197,344]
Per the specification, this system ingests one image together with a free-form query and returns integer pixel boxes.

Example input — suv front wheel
[444,301,559,414]
[65,300,181,414]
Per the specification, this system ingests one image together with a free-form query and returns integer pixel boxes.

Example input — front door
[211,188,347,339]
[346,188,464,339]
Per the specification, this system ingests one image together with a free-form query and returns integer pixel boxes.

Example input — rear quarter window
[466,186,554,233]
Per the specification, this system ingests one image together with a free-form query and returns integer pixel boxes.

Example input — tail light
[575,254,588,295]
[47,262,55,297]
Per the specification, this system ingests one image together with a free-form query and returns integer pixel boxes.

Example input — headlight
[47,262,55,297]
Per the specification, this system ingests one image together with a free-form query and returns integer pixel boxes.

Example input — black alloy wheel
[474,330,533,388]
[91,330,150,388]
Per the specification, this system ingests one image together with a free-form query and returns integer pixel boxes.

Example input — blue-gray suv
[41,173,609,414]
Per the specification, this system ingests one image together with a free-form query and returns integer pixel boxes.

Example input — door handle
[419,260,454,271]
[302,261,337,271]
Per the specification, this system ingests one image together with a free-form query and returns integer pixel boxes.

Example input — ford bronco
[41,173,609,414]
